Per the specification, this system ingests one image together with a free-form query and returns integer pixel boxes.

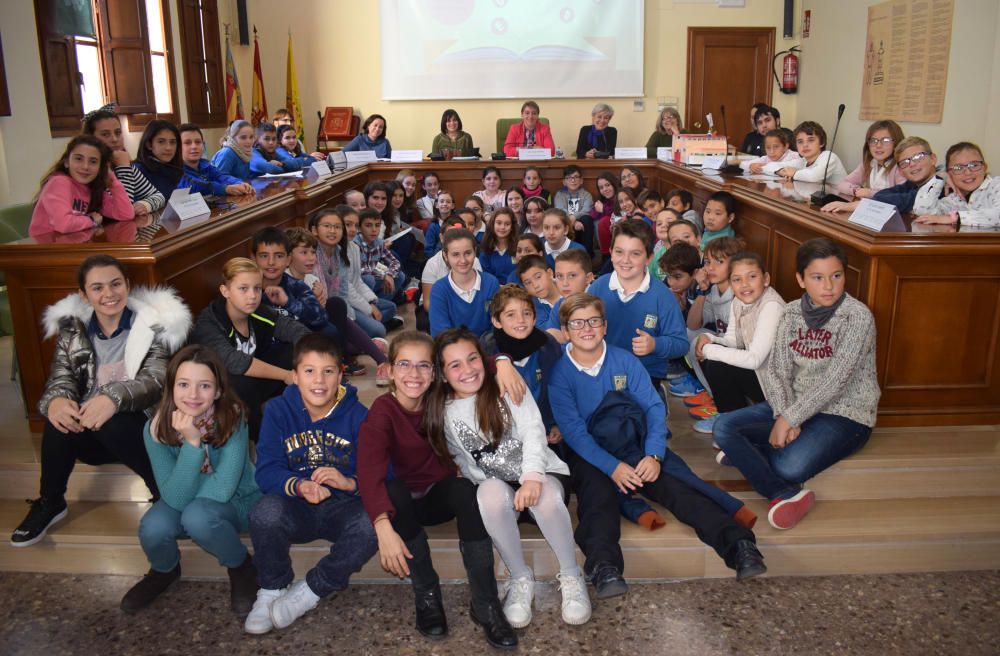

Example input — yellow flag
[286,32,304,143]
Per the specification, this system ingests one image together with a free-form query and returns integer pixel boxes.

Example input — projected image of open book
[436,44,606,63]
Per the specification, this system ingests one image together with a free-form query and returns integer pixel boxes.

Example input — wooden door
[686,27,774,149]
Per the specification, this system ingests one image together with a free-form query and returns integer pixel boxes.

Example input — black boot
[728,539,767,581]
[120,563,181,614]
[405,532,448,638]
[227,552,259,615]
[461,539,517,650]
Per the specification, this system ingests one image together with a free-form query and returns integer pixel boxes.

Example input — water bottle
[555,146,564,159]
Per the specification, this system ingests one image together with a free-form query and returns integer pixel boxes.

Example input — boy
[547,293,764,597]
[640,190,666,221]
[554,164,595,255]
[544,248,595,340]
[659,242,703,321]
[285,227,325,305]
[245,333,377,634]
[701,191,737,248]
[649,208,682,281]
[666,189,702,231]
[345,190,366,213]
[252,227,327,332]
[355,208,406,303]
[588,219,688,394]
[666,218,701,248]
[342,207,404,334]
[516,254,562,329]
[509,233,545,285]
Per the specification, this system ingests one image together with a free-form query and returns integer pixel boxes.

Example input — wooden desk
[2,159,999,428]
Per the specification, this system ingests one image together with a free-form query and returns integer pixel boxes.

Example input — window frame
[126,0,180,131]
[176,0,226,128]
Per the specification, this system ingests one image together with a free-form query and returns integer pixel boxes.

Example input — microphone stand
[718,105,745,174]
[810,104,847,206]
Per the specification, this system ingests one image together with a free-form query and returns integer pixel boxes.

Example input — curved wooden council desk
[2,159,998,429]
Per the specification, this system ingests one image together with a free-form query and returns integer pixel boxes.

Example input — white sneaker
[557,571,592,625]
[502,576,534,628]
[269,580,320,629]
[244,588,285,634]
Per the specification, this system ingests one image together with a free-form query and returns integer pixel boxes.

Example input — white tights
[476,475,580,580]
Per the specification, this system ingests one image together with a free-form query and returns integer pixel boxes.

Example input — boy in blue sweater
[516,254,562,329]
[429,228,501,337]
[544,248,595,341]
[548,294,764,598]
[588,218,688,394]
[178,124,255,198]
[250,123,303,177]
[245,333,377,634]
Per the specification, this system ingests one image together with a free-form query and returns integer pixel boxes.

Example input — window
[33,0,181,135]
[177,0,225,128]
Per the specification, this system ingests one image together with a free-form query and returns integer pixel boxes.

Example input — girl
[523,196,548,237]
[541,208,586,266]
[591,171,620,257]
[190,258,309,442]
[344,114,391,158]
[619,165,647,196]
[134,120,183,198]
[415,171,441,224]
[10,255,191,547]
[649,209,684,281]
[364,180,393,235]
[211,120,256,180]
[741,129,806,175]
[836,120,905,198]
[357,331,525,649]
[915,142,998,226]
[431,108,475,157]
[424,190,455,258]
[713,238,879,530]
[251,123,302,176]
[505,187,526,227]
[276,124,322,169]
[82,104,165,214]
[30,136,135,237]
[427,329,590,628]
[178,123,254,197]
[121,346,262,614]
[389,179,409,228]
[520,166,552,204]
[776,121,848,184]
[691,252,785,434]
[510,233,545,284]
[479,207,518,279]
[645,107,683,157]
[473,166,506,213]
[613,188,645,225]
[429,228,501,337]
[464,196,487,239]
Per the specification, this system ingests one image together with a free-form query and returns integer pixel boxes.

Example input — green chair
[0,202,34,337]
[495,117,550,155]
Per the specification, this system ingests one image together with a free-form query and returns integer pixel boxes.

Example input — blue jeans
[139,498,248,572]
[353,299,397,338]
[713,401,872,501]
[362,271,407,304]
[249,493,377,597]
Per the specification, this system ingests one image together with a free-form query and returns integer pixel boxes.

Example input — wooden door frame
[685,27,775,134]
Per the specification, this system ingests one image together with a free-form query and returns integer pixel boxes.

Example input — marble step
[1,495,998,581]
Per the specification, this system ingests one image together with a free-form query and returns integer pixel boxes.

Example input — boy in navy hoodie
[245,333,377,635]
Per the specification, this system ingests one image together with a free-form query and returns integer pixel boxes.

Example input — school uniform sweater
[179,158,244,196]
[872,176,946,214]
[250,147,302,176]
[276,146,318,170]
[429,271,500,337]
[478,247,516,280]
[532,297,558,329]
[255,383,367,498]
[588,273,688,379]
[544,239,586,269]
[30,173,135,237]
[542,297,565,331]
[210,147,252,180]
[424,220,444,258]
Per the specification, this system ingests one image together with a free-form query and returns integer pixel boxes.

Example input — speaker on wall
[237,0,249,45]
[783,0,794,38]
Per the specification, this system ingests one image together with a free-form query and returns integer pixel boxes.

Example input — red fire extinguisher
[773,46,800,94]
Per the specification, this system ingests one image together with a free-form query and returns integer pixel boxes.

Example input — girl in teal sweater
[120,345,262,616]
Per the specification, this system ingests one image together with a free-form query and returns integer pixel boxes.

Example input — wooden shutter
[178,0,225,127]
[96,0,155,114]
[34,0,85,133]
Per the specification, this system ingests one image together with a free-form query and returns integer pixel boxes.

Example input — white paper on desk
[390,150,423,163]
[160,188,211,222]
[383,226,413,245]
[518,148,552,160]
[700,155,727,170]
[849,199,901,231]
[305,159,332,182]
[258,170,304,179]
[614,147,648,159]
[345,151,377,168]
[656,147,673,162]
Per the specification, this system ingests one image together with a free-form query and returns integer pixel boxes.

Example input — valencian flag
[285,32,304,143]
[224,30,244,123]
[250,28,268,126]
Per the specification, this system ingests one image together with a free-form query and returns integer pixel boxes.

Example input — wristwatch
[650,454,662,463]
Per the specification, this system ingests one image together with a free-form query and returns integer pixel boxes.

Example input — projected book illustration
[436,45,606,63]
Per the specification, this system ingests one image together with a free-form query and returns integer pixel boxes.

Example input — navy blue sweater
[179,158,243,196]
[429,272,500,336]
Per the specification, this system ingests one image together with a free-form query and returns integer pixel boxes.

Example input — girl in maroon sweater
[357,331,525,650]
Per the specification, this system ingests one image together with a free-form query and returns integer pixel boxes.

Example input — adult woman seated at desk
[431,109,475,157]
[344,114,392,159]
[645,107,684,158]
[503,101,554,158]
[575,103,617,159]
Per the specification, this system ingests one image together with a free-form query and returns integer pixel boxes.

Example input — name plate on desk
[160,188,211,222]
[614,147,647,159]
[656,147,673,162]
[391,150,423,163]
[700,155,727,170]
[345,151,377,168]
[518,148,551,160]
[848,198,901,231]
[305,159,332,182]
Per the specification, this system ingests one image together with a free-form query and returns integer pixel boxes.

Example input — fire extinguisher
[773,46,800,94]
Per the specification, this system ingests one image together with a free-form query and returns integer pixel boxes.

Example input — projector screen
[380,0,644,100]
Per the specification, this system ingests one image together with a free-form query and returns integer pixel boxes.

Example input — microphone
[718,104,744,174]
[810,103,847,206]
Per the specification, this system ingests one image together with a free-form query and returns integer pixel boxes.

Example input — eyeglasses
[868,136,895,146]
[621,172,636,180]
[392,360,433,376]
[565,174,582,181]
[566,317,606,330]
[947,161,985,174]
[897,152,932,169]
[316,222,342,230]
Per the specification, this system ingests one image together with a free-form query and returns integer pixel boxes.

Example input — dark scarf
[800,292,846,330]
[588,126,608,150]
[493,326,548,362]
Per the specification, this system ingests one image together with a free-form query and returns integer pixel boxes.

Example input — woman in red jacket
[503,101,555,157]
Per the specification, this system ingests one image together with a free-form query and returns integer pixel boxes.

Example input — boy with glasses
[555,164,595,257]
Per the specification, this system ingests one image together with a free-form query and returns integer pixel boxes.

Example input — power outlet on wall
[633,99,645,112]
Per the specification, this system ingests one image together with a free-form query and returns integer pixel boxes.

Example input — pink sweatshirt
[836,161,906,197]
[30,173,135,237]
